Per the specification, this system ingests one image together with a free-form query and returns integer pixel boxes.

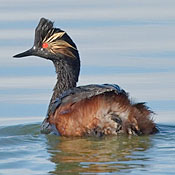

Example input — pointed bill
[13,48,34,58]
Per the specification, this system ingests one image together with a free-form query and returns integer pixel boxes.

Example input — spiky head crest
[35,18,77,58]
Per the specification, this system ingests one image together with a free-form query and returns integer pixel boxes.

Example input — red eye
[42,42,48,48]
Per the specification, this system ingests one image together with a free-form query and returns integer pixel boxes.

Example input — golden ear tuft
[42,30,76,58]
[49,40,77,58]
[44,31,66,43]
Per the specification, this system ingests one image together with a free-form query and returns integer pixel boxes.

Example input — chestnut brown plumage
[13,18,158,136]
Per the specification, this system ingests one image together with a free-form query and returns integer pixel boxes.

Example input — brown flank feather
[48,92,157,137]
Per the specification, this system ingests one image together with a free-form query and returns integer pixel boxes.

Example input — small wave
[156,124,175,134]
[0,123,47,150]
[0,123,41,137]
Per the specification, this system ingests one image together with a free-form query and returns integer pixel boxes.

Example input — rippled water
[0,0,175,174]
[0,124,175,175]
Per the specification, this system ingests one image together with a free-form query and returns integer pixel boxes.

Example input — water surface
[0,124,175,175]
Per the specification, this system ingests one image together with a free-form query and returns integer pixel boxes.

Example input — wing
[50,84,126,115]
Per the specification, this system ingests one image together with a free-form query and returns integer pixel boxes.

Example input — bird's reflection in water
[46,135,152,174]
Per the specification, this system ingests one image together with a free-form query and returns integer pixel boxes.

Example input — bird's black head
[13,18,80,62]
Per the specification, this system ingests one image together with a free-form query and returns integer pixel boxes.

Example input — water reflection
[46,135,152,174]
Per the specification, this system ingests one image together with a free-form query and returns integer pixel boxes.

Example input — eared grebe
[14,18,158,136]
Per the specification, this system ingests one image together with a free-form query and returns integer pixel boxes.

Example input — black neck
[47,58,80,115]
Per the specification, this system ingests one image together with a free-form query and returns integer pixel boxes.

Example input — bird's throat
[47,59,78,115]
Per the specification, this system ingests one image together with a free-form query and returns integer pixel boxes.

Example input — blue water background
[0,0,175,174]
